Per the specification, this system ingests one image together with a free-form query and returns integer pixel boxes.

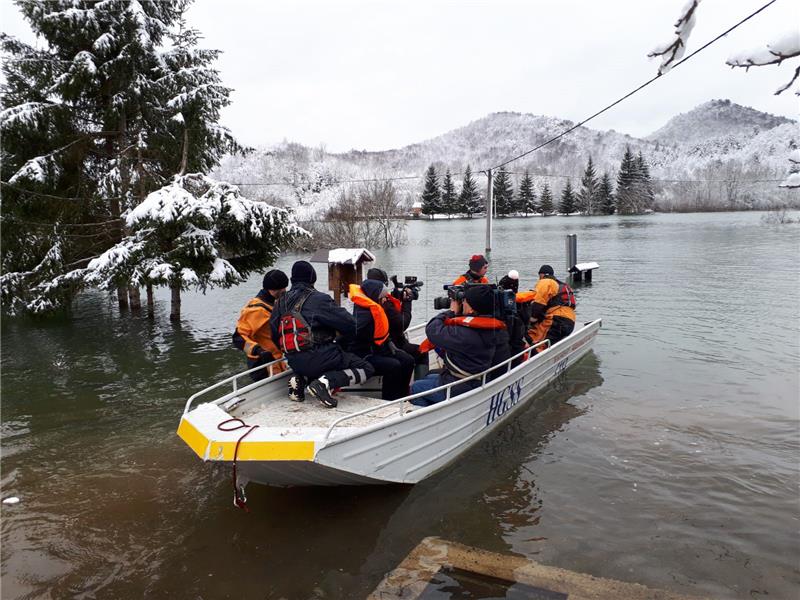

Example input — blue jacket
[351,279,390,356]
[269,282,356,347]
[426,310,510,390]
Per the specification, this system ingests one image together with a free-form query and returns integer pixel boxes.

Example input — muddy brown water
[2,211,798,599]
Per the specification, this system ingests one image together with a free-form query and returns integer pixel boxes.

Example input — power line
[486,0,779,172]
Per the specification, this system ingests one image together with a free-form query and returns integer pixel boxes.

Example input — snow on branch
[648,0,701,75]
[727,29,800,95]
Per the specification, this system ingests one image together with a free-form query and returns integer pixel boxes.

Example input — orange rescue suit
[348,284,390,347]
[527,278,576,346]
[235,296,287,373]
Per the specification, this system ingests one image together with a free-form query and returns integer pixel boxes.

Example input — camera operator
[410,285,509,407]
[498,270,531,367]
[348,279,415,400]
[366,268,426,362]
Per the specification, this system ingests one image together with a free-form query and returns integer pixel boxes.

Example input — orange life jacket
[384,294,402,313]
[418,338,436,353]
[515,290,537,304]
[445,316,507,330]
[453,273,489,285]
[348,284,390,346]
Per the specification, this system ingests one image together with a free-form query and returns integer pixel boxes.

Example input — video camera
[390,275,424,301]
[433,283,516,318]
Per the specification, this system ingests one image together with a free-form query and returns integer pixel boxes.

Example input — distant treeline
[419,146,655,217]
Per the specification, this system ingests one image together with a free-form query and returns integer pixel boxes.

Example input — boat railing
[182,323,429,417]
[320,337,555,446]
[182,359,287,416]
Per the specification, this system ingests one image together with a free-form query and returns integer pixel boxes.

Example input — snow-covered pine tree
[615,146,639,214]
[492,166,514,216]
[518,171,537,216]
[420,165,441,216]
[559,180,576,215]
[539,183,554,215]
[1,0,179,314]
[459,165,482,217]
[2,1,254,318]
[598,172,616,215]
[635,151,655,211]
[441,169,457,218]
[577,156,599,215]
[84,174,306,320]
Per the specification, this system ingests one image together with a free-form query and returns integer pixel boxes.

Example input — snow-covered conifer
[420,165,441,215]
[539,183,554,215]
[559,180,576,215]
[577,156,599,215]
[492,166,514,216]
[458,165,483,217]
[598,172,616,215]
[518,171,537,215]
[441,169,457,218]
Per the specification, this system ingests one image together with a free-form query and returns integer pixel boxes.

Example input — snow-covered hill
[646,99,794,146]
[213,99,798,216]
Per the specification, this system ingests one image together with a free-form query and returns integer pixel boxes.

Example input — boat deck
[237,392,409,430]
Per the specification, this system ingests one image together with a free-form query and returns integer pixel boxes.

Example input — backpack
[547,281,576,309]
[277,290,315,354]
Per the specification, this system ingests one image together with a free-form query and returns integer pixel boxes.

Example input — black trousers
[286,343,375,389]
[543,316,575,348]
[366,349,415,400]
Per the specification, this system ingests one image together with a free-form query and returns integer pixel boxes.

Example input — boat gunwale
[319,318,601,448]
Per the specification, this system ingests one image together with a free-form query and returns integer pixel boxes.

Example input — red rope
[217,418,259,512]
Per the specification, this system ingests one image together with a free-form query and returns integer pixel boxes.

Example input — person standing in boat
[269,261,375,408]
[452,254,489,285]
[410,285,509,407]
[525,265,576,352]
[348,279,415,400]
[232,269,290,381]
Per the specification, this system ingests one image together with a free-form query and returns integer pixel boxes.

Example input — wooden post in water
[485,169,493,261]
[566,234,577,273]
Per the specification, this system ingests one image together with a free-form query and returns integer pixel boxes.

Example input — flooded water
[2,211,799,599]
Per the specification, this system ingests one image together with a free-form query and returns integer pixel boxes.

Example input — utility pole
[485,169,493,261]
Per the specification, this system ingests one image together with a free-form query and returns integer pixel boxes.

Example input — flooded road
[2,211,798,599]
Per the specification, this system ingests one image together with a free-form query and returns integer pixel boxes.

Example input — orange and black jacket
[452,271,489,285]
[528,276,576,323]
[232,290,283,361]
[349,281,391,355]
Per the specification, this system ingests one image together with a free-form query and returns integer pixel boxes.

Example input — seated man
[269,261,375,408]
[410,285,509,407]
[527,265,576,352]
[366,268,425,365]
[232,269,289,381]
[349,279,415,400]
[453,254,489,284]
[499,270,530,365]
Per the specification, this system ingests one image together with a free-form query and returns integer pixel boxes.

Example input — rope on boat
[217,418,260,512]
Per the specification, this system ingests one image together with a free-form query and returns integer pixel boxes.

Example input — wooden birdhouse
[309,248,376,305]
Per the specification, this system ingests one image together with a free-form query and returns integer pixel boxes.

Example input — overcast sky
[1,0,797,152]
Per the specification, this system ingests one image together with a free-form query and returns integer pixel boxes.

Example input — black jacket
[351,280,389,356]
[426,311,510,390]
[269,282,356,347]
[385,297,412,347]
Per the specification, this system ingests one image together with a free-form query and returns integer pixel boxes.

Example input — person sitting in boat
[409,285,509,407]
[499,270,531,366]
[452,254,489,285]
[348,279,415,400]
[269,261,375,408]
[232,269,289,381]
[526,265,576,353]
[366,268,425,363]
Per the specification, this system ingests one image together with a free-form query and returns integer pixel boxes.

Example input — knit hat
[464,285,494,315]
[262,269,289,291]
[469,254,488,272]
[538,264,555,276]
[360,279,386,302]
[290,260,317,284]
[366,268,389,284]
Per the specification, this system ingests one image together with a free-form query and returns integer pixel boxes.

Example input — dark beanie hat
[469,254,488,272]
[538,264,555,276]
[360,279,385,302]
[291,260,317,284]
[262,269,289,291]
[465,284,494,315]
[366,267,389,284]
